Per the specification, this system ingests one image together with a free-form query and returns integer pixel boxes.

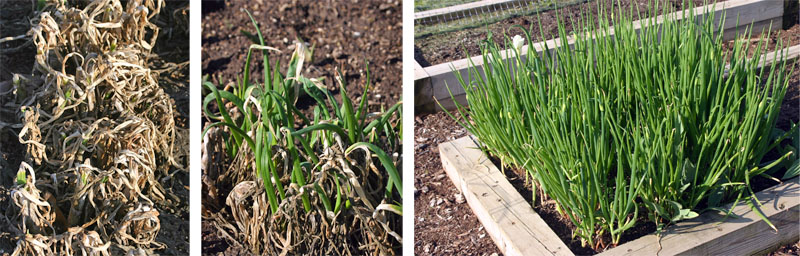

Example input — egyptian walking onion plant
[202,9,402,237]
[445,1,797,249]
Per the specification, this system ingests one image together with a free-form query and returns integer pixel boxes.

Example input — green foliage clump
[447,1,796,247]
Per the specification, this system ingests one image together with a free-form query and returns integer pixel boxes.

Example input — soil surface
[201,0,402,254]
[414,8,800,255]
[202,0,402,114]
[415,0,721,66]
[150,2,191,254]
[769,240,800,256]
[0,1,190,255]
[413,111,501,255]
[722,24,800,60]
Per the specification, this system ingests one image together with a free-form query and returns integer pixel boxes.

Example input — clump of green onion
[446,0,795,248]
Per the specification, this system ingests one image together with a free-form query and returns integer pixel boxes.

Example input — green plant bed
[445,0,799,250]
[201,10,403,255]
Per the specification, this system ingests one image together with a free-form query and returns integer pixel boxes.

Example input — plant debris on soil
[415,0,721,66]
[201,0,403,255]
[0,0,189,255]
[769,240,800,256]
[414,4,799,255]
[413,111,500,255]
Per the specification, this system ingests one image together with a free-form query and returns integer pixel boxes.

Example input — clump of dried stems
[1,0,185,254]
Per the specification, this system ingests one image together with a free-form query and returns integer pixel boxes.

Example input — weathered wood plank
[441,135,799,255]
[416,0,786,112]
[413,59,428,80]
[755,43,800,70]
[413,59,434,113]
[415,0,522,23]
[599,180,800,256]
[439,136,573,256]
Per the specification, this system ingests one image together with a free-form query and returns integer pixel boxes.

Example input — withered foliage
[0,0,187,254]
[204,126,402,255]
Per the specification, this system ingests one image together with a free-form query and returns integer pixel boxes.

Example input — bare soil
[769,240,800,256]
[413,111,500,255]
[0,1,190,255]
[202,0,402,114]
[200,0,402,254]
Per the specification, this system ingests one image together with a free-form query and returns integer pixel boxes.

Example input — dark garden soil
[415,0,721,66]
[0,1,190,255]
[413,111,501,255]
[150,2,191,255]
[201,0,402,255]
[0,3,33,254]
[414,7,800,255]
[769,240,800,256]
[202,0,402,115]
[721,23,800,61]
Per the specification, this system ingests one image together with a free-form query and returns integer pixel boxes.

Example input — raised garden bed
[415,0,790,112]
[415,0,723,66]
[440,136,800,255]
[415,0,525,25]
[422,0,797,254]
[413,65,799,254]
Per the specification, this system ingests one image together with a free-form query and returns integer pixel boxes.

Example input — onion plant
[202,8,402,234]
[446,0,796,248]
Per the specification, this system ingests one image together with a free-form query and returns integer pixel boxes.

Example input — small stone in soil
[333,48,346,59]
[454,193,465,204]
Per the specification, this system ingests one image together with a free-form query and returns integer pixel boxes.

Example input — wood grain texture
[415,0,786,112]
[439,136,573,256]
[599,180,800,256]
[413,59,428,80]
[440,136,799,256]
[415,0,523,22]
